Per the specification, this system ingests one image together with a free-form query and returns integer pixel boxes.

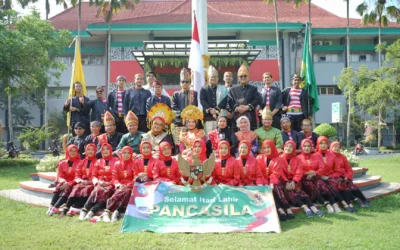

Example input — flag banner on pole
[188,13,205,110]
[300,23,319,114]
[66,37,87,127]
[121,181,281,234]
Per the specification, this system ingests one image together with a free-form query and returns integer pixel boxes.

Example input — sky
[12,0,367,20]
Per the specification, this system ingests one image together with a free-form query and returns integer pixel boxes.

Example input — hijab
[300,139,313,160]
[238,140,251,159]
[65,144,80,162]
[121,146,133,164]
[140,141,153,159]
[262,140,280,159]
[159,141,172,161]
[101,143,113,161]
[282,140,297,161]
[218,140,231,161]
[84,143,97,161]
[316,136,329,154]
[192,139,207,162]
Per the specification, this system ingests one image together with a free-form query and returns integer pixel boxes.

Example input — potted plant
[18,125,51,159]
[363,120,380,155]
[314,123,338,140]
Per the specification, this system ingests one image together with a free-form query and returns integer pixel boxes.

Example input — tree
[345,0,351,147]
[0,10,71,141]
[356,0,400,67]
[90,0,139,94]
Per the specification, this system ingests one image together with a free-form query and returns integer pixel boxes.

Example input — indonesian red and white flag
[188,13,205,110]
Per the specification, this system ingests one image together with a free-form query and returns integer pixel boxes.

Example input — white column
[192,0,209,67]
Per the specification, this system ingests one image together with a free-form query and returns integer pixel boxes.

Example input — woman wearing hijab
[232,116,258,156]
[280,140,323,219]
[298,139,336,217]
[257,140,293,221]
[315,137,355,213]
[59,143,97,218]
[331,141,370,208]
[187,139,208,164]
[102,146,135,222]
[212,141,241,186]
[238,140,263,186]
[79,143,118,220]
[47,144,81,216]
[153,142,181,184]
[133,141,159,183]
[206,115,234,157]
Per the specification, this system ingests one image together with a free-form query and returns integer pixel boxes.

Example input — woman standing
[212,141,241,186]
[59,143,97,218]
[238,141,263,186]
[280,140,323,218]
[102,146,135,222]
[79,144,118,220]
[47,145,80,216]
[257,140,293,221]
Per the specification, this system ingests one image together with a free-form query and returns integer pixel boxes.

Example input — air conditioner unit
[81,58,89,65]
[359,55,367,62]
[315,40,323,46]
[324,41,333,45]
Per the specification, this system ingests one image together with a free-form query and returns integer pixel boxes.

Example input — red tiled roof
[50,0,399,30]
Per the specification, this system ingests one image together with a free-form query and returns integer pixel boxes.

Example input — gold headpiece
[181,105,204,125]
[208,65,218,77]
[104,111,115,125]
[261,108,273,120]
[147,103,175,125]
[125,111,139,126]
[238,64,249,77]
[180,68,190,82]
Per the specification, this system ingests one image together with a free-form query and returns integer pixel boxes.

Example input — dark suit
[281,130,301,149]
[107,90,127,133]
[63,96,91,135]
[146,95,171,113]
[228,84,262,130]
[171,90,198,126]
[124,87,151,132]
[200,85,219,122]
[259,86,282,129]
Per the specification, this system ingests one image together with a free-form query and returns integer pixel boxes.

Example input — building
[2,0,399,145]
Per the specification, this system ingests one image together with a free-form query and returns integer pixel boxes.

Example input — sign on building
[331,102,342,123]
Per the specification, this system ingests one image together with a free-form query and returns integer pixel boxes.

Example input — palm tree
[90,0,139,94]
[356,0,400,67]
[345,0,351,148]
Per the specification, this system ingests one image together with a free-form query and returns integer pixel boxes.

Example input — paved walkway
[0,189,50,207]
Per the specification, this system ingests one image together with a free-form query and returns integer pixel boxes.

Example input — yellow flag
[66,37,87,127]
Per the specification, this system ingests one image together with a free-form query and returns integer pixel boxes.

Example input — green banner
[121,181,281,233]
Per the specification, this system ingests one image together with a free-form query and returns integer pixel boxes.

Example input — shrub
[36,155,64,172]
[18,125,51,152]
[341,149,360,168]
[0,158,40,168]
[314,123,337,138]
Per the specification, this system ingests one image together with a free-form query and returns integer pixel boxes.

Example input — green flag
[300,23,319,114]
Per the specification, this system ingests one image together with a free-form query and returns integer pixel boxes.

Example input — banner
[121,181,281,233]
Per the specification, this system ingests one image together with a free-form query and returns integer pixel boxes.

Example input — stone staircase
[0,167,399,208]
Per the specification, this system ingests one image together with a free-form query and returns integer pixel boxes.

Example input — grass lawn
[0,155,399,249]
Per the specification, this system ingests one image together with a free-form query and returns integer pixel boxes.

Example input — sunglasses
[96,91,103,93]
[74,128,84,130]
[181,81,189,84]
[239,75,248,78]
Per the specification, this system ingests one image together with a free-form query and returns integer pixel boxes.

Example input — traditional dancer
[179,105,206,156]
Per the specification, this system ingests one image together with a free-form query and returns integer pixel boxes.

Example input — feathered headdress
[181,105,204,125]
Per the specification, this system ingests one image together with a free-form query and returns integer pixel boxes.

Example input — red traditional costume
[133,141,158,181]
[238,141,263,186]
[280,140,310,206]
[50,145,81,210]
[257,140,290,209]
[153,142,181,184]
[187,139,208,164]
[105,146,135,217]
[298,139,335,205]
[212,141,241,186]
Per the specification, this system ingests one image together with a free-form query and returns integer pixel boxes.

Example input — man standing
[171,68,198,147]
[116,111,144,155]
[298,118,319,150]
[142,103,175,158]
[124,74,152,133]
[223,71,233,89]
[228,64,262,131]
[146,81,171,113]
[96,111,123,158]
[200,65,229,134]
[282,73,312,132]
[255,109,283,153]
[144,71,170,98]
[90,86,107,132]
[259,72,282,130]
[107,75,128,134]
[63,81,91,135]
[280,116,301,152]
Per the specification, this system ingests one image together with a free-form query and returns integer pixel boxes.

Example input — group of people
[49,64,370,223]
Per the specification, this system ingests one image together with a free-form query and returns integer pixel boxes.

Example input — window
[81,56,104,65]
[55,57,72,65]
[314,54,339,62]
[318,86,342,95]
